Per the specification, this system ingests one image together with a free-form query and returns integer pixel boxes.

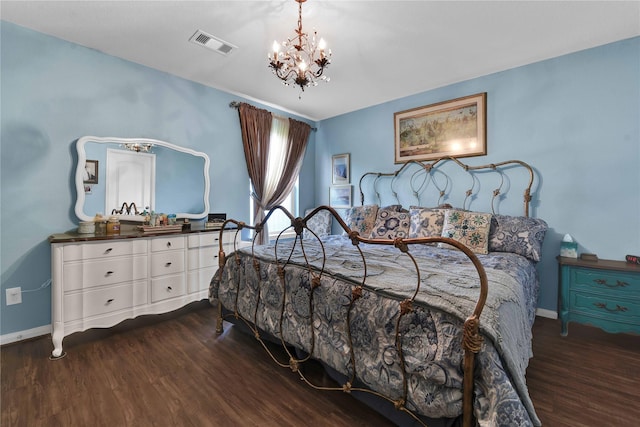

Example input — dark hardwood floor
[1,301,639,426]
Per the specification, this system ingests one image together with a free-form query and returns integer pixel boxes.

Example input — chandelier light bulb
[267,0,331,95]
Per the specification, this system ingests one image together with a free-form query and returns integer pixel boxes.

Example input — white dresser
[49,228,241,357]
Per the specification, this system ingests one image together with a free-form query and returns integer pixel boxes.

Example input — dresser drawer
[188,232,220,248]
[570,291,640,324]
[63,256,148,291]
[151,274,186,302]
[150,251,185,277]
[63,240,147,262]
[187,266,216,293]
[187,247,220,270]
[570,268,640,298]
[64,280,147,322]
[150,236,185,252]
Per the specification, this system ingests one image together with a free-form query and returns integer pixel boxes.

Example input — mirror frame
[75,136,210,222]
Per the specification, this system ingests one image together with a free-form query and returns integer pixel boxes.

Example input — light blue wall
[0,21,317,336]
[315,36,639,313]
[2,20,638,336]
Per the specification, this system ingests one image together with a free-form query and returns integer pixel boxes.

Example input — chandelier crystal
[268,0,331,94]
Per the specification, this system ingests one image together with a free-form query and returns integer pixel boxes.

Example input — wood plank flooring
[1,301,639,426]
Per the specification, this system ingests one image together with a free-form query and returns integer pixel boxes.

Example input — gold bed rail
[359,156,534,217]
[215,205,488,427]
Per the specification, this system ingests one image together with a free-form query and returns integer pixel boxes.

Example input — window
[249,116,299,240]
[249,179,298,240]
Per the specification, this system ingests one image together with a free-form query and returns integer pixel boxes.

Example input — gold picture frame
[394,93,487,163]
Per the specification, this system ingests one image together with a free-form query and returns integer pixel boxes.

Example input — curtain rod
[229,101,316,131]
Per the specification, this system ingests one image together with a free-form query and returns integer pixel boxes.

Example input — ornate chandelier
[268,0,331,94]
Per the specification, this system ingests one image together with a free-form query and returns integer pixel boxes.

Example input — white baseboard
[0,324,51,346]
[535,308,558,319]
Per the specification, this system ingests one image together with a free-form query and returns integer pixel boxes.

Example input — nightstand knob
[594,279,629,288]
[593,302,628,313]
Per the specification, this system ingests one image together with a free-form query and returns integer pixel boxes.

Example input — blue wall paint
[316,37,639,312]
[0,22,317,335]
[1,20,637,336]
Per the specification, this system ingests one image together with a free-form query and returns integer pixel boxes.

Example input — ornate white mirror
[75,136,210,222]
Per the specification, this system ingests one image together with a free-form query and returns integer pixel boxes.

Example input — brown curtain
[264,117,311,208]
[238,103,272,243]
[238,103,311,245]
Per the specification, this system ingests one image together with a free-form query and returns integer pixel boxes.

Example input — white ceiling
[2,1,639,121]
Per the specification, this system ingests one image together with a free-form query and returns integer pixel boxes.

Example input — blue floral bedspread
[210,235,541,426]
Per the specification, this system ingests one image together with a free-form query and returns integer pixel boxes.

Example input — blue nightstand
[558,256,640,336]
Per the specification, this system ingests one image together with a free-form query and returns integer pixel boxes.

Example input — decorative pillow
[303,209,332,239]
[369,209,411,239]
[440,210,492,254]
[342,204,379,236]
[383,204,404,212]
[488,215,548,262]
[408,207,445,239]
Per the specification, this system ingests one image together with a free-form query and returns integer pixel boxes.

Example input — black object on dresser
[558,256,640,336]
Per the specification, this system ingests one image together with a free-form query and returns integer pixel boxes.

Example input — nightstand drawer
[559,257,640,335]
[571,291,640,324]
[571,268,640,298]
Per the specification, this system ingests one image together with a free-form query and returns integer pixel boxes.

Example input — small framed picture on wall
[331,153,350,185]
[83,160,99,184]
[329,185,352,209]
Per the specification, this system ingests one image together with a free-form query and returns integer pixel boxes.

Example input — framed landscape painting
[329,185,352,209]
[394,93,486,163]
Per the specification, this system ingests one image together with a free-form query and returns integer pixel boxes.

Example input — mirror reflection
[75,136,210,222]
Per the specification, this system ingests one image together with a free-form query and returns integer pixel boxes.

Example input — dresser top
[557,256,640,273]
[49,224,236,244]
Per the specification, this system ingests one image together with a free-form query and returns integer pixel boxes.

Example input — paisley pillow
[303,209,332,239]
[440,210,492,254]
[488,214,548,262]
[408,207,445,239]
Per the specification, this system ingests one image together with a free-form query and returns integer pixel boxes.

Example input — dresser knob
[167,286,173,291]
[167,242,172,248]
[106,271,114,276]
[105,248,113,254]
[106,298,114,304]
[165,262,172,267]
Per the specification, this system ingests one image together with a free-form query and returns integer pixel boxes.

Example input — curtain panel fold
[237,102,311,245]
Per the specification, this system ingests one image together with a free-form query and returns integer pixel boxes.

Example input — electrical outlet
[6,287,22,305]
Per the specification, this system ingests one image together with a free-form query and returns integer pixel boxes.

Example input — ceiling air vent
[189,30,237,56]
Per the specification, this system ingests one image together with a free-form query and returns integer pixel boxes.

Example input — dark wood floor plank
[2,301,639,426]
